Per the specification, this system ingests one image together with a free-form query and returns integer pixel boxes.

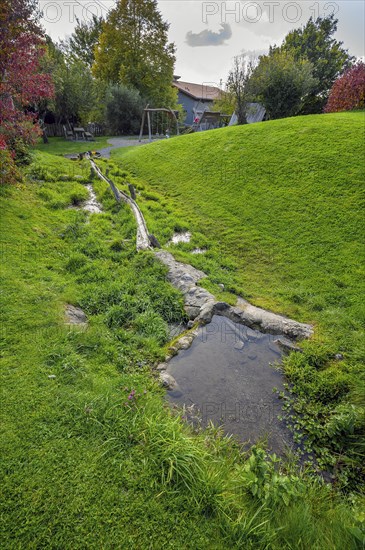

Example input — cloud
[186,23,232,47]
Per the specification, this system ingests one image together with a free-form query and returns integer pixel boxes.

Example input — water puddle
[166,315,294,455]
[169,231,191,245]
[191,248,207,255]
[84,184,102,213]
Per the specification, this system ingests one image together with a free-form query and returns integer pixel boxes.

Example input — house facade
[173,79,222,125]
[173,78,267,127]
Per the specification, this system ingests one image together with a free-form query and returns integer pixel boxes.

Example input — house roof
[173,80,222,101]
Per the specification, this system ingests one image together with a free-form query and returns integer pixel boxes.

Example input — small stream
[84,184,102,213]
[166,315,295,455]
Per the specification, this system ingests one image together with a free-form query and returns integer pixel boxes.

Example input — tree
[44,37,96,125]
[212,89,236,116]
[105,85,143,134]
[60,15,103,69]
[93,0,176,107]
[0,0,54,166]
[278,14,354,113]
[325,62,365,113]
[226,55,255,124]
[0,0,41,79]
[250,50,317,119]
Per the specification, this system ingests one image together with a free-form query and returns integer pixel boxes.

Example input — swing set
[139,105,180,142]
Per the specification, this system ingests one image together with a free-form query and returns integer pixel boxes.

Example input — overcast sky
[41,1,365,86]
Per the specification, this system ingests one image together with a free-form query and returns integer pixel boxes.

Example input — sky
[40,0,365,87]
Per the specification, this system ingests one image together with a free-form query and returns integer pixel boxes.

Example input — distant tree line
[42,0,177,135]
[216,14,359,123]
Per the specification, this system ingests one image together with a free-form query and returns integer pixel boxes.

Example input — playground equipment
[139,106,180,142]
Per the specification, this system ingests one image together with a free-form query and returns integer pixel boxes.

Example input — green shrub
[105,84,144,135]
[0,149,21,185]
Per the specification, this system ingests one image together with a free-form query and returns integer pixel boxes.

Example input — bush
[105,84,144,135]
[0,148,21,185]
[249,50,317,119]
[325,62,365,113]
[11,138,34,166]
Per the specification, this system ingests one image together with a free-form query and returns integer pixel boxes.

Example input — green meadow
[118,112,365,485]
[0,113,364,548]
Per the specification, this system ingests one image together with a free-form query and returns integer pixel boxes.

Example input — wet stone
[160,372,177,390]
[234,340,245,350]
[168,390,183,399]
[65,305,88,326]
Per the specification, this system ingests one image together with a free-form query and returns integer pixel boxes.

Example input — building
[173,78,222,125]
[173,77,267,128]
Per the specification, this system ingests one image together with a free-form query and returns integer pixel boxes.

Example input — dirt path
[97,137,150,158]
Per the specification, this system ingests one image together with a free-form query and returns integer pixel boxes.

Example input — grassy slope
[117,112,365,482]
[0,154,227,548]
[0,144,363,548]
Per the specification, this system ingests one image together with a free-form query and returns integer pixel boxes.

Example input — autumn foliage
[325,62,365,113]
[0,0,54,178]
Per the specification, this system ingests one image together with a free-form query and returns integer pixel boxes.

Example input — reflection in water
[167,315,294,455]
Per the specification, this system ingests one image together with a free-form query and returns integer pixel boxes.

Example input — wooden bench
[63,125,75,140]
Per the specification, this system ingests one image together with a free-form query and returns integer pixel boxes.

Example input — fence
[44,123,105,138]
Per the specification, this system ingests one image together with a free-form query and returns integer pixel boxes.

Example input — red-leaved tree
[325,62,365,113]
[0,0,54,173]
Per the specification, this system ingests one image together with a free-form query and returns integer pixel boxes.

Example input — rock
[65,305,88,326]
[268,341,281,355]
[48,375,57,379]
[149,234,161,249]
[160,372,177,390]
[178,335,194,350]
[185,306,200,320]
[154,251,313,341]
[187,320,195,329]
[246,327,261,340]
[156,363,167,371]
[274,339,302,354]
[197,301,215,324]
[214,301,229,312]
[334,353,344,361]
[218,283,225,290]
[168,390,183,398]
[234,340,245,350]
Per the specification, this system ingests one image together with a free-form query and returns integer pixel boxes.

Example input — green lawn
[115,112,365,486]
[33,136,113,155]
[1,123,364,548]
